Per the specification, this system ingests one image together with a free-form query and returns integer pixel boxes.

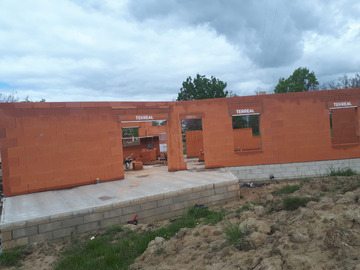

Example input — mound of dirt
[131,177,360,270]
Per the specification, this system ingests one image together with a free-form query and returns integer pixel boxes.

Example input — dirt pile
[131,177,360,270]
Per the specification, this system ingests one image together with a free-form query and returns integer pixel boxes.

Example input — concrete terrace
[0,160,240,249]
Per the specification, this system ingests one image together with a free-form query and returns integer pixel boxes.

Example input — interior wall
[185,130,203,158]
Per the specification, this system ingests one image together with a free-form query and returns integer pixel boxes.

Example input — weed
[327,168,357,177]
[267,198,283,213]
[186,206,224,225]
[0,245,25,267]
[299,178,310,187]
[223,222,251,250]
[273,185,300,195]
[187,206,210,219]
[282,196,318,211]
[203,211,224,225]
[105,225,123,235]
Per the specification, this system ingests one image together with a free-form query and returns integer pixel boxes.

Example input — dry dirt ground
[3,175,360,270]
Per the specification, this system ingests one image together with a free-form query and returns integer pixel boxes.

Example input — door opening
[181,118,204,168]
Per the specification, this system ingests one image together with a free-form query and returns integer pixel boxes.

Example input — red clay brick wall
[233,128,261,151]
[185,130,203,157]
[2,89,360,196]
[123,137,160,161]
[0,102,124,197]
[186,88,360,168]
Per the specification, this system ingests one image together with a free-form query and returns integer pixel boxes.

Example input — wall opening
[181,118,204,164]
[330,107,359,144]
[121,121,168,172]
[232,114,261,151]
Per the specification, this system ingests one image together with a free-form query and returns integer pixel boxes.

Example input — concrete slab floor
[0,161,237,226]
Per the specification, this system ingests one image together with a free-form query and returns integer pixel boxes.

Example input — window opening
[152,120,166,126]
[232,113,261,151]
[232,114,260,136]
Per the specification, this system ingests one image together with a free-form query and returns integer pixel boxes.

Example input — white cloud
[0,0,359,102]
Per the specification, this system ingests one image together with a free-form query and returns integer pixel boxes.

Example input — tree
[0,92,19,102]
[274,67,319,93]
[318,73,360,90]
[177,74,228,101]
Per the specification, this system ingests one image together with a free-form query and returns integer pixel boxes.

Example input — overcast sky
[0,0,359,102]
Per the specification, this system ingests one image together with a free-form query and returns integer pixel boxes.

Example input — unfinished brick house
[1,88,360,197]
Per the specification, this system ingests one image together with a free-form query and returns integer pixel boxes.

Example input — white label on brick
[333,102,352,107]
[136,115,154,120]
[236,109,255,114]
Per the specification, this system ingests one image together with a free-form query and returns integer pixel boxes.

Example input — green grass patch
[0,245,26,267]
[55,206,224,270]
[187,206,224,225]
[273,185,300,195]
[187,206,210,219]
[327,168,357,177]
[105,225,123,235]
[203,211,224,225]
[282,196,319,211]
[223,222,250,250]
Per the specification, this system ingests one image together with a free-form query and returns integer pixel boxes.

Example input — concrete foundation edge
[0,180,240,250]
[227,157,360,182]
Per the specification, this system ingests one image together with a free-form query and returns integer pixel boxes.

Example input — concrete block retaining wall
[228,158,360,182]
[0,180,240,250]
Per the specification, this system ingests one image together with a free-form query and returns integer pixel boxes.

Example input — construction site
[1,88,360,251]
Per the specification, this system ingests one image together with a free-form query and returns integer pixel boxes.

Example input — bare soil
[3,176,360,270]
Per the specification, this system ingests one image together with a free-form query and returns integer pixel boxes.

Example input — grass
[186,206,224,225]
[0,245,26,267]
[273,185,300,195]
[282,196,319,211]
[223,222,251,250]
[54,206,223,270]
[327,168,357,177]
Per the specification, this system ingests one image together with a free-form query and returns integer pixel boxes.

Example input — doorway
[121,120,168,174]
[181,118,204,168]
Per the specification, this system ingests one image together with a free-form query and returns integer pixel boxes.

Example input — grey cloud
[127,0,358,69]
